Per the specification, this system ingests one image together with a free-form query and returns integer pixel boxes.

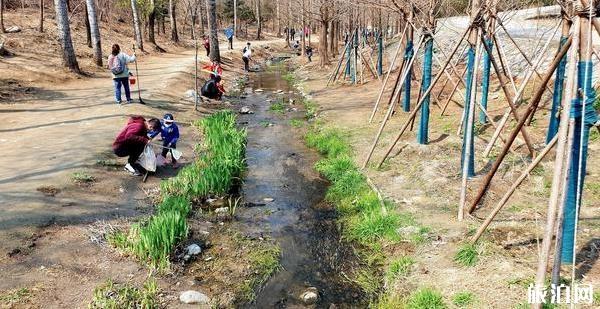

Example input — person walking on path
[108,44,136,104]
[203,35,210,56]
[306,45,313,62]
[224,27,234,50]
[242,42,252,72]
[113,116,161,176]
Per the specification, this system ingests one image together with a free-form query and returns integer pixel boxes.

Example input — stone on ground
[179,290,210,304]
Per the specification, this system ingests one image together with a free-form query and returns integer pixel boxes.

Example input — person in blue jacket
[149,113,180,167]
[224,27,234,50]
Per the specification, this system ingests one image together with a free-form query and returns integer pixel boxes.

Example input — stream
[236,66,366,308]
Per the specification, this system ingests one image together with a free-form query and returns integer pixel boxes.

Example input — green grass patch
[304,126,408,300]
[302,99,318,119]
[452,291,475,307]
[269,101,286,114]
[71,171,95,183]
[590,129,600,142]
[282,71,296,84]
[386,256,415,283]
[289,118,304,127]
[585,181,600,196]
[454,243,480,267]
[353,268,383,299]
[239,244,282,302]
[306,128,350,157]
[89,279,158,309]
[407,287,447,309]
[110,111,246,269]
[0,288,31,305]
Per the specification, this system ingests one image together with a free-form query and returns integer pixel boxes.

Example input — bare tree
[169,0,179,42]
[130,0,144,51]
[0,0,5,33]
[256,0,261,39]
[39,0,44,32]
[85,5,92,48]
[206,0,220,61]
[86,0,102,66]
[54,0,80,73]
[148,0,157,44]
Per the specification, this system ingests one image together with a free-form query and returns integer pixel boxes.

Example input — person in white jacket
[107,44,136,104]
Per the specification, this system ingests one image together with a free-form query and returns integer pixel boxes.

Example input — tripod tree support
[467,34,573,214]
[417,34,433,145]
[479,37,492,124]
[547,34,569,143]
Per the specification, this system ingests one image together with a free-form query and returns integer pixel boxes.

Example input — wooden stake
[361,35,425,169]
[458,27,482,221]
[368,23,408,123]
[372,23,472,169]
[467,34,573,214]
[483,24,560,158]
[533,18,579,309]
[470,135,558,243]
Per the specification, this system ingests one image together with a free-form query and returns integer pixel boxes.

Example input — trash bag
[137,145,157,172]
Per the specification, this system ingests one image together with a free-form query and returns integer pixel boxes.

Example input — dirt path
[0,38,280,306]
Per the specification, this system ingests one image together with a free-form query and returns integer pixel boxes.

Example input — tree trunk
[319,18,328,66]
[54,0,80,73]
[131,0,144,51]
[169,0,178,42]
[0,0,5,33]
[200,0,205,34]
[148,0,156,44]
[86,0,102,66]
[85,5,92,48]
[300,0,305,57]
[233,0,237,36]
[206,0,220,62]
[256,0,261,40]
[275,0,280,37]
[39,0,44,32]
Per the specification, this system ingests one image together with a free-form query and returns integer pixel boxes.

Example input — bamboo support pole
[467,34,574,214]
[483,23,559,157]
[470,135,558,243]
[369,24,408,123]
[480,33,538,158]
[441,66,467,115]
[458,27,482,221]
[497,19,556,96]
[533,18,579,309]
[361,35,425,169]
[371,24,472,169]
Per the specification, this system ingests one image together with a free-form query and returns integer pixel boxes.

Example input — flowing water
[236,67,366,308]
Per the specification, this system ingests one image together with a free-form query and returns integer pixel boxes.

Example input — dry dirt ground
[0,7,290,307]
[289,17,600,307]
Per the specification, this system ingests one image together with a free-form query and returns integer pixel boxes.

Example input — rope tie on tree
[575,3,597,17]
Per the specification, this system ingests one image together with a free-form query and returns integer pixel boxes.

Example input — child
[149,114,180,167]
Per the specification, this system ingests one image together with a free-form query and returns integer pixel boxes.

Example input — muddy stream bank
[235,66,366,308]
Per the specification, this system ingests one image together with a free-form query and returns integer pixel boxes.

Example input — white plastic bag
[137,145,157,172]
